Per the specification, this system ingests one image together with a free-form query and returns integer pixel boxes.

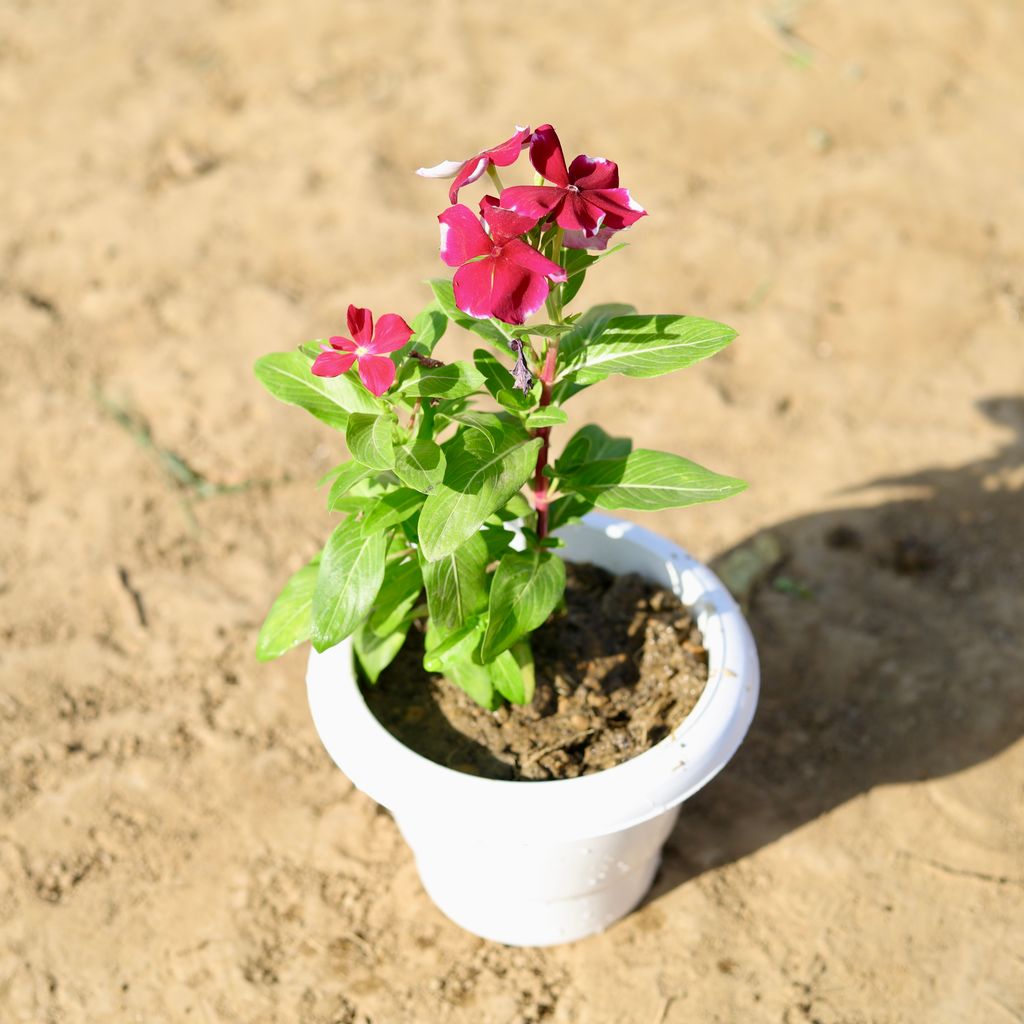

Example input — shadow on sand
[649,395,1024,893]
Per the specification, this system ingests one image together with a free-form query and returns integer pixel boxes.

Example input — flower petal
[357,354,397,397]
[484,126,531,167]
[452,258,498,320]
[438,205,491,267]
[554,192,605,234]
[312,350,357,377]
[448,156,488,204]
[415,158,466,179]
[481,202,542,245]
[488,257,551,325]
[584,188,647,229]
[499,184,565,222]
[568,154,619,190]
[329,335,357,351]
[453,255,550,325]
[347,305,374,345]
[502,238,567,283]
[529,124,569,186]
[367,313,413,354]
[563,225,618,251]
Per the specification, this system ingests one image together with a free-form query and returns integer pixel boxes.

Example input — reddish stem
[531,345,558,541]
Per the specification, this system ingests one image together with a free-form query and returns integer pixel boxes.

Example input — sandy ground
[2,1,1023,1021]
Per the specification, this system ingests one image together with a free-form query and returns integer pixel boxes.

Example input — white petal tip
[416,159,465,179]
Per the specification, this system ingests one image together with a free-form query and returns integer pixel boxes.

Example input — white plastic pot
[306,512,759,946]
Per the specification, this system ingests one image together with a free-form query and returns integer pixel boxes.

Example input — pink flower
[311,304,413,397]
[439,198,567,325]
[416,126,531,205]
[500,124,646,239]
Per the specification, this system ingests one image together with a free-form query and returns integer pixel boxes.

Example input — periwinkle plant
[255,124,745,709]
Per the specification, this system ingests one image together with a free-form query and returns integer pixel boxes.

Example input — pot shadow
[647,394,1024,897]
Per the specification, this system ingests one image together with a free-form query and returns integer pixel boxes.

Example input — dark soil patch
[362,562,709,781]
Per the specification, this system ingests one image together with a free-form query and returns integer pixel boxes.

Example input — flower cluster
[255,121,744,713]
[314,125,648,402]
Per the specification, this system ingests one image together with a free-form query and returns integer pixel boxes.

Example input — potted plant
[254,124,759,946]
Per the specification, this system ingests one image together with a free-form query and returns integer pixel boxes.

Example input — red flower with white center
[416,126,531,205]
[438,198,567,325]
[311,304,413,397]
[499,124,647,239]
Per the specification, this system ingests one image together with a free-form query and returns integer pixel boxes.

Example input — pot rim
[306,512,759,843]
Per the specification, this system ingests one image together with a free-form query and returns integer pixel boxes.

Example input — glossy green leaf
[346,412,395,470]
[354,617,411,684]
[424,622,498,709]
[428,279,510,348]
[525,407,568,429]
[488,642,536,705]
[255,556,319,660]
[361,488,423,532]
[254,350,380,429]
[480,550,566,661]
[557,449,747,511]
[397,360,485,399]
[555,424,632,476]
[422,619,483,672]
[547,494,594,532]
[421,532,489,630]
[326,462,372,511]
[311,518,387,652]
[393,439,446,493]
[557,314,737,385]
[418,425,542,561]
[369,554,423,636]
[473,349,533,412]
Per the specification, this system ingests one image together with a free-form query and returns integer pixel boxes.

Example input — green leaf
[254,350,380,429]
[428,279,510,348]
[525,407,568,429]
[422,619,483,672]
[346,412,395,470]
[418,425,542,561]
[311,518,387,652]
[480,550,566,662]
[403,302,448,360]
[354,617,411,684]
[473,349,533,412]
[255,557,319,660]
[447,658,499,710]
[487,642,536,705]
[555,424,631,475]
[397,360,485,399]
[547,493,594,532]
[393,439,447,493]
[556,314,737,385]
[424,621,498,709]
[326,462,372,511]
[421,532,489,630]
[557,449,747,511]
[361,488,423,532]
[480,523,516,561]
[511,323,575,339]
[369,554,423,636]
[328,475,391,513]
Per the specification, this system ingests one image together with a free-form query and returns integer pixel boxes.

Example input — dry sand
[2,1,1022,1021]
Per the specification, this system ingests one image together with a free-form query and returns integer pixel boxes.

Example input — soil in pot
[362,563,709,781]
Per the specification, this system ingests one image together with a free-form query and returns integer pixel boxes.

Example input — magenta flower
[500,124,647,240]
[416,126,531,205]
[311,304,413,397]
[439,198,567,325]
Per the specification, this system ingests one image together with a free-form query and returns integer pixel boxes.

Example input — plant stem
[531,343,558,541]
[486,164,505,194]
[531,227,566,544]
